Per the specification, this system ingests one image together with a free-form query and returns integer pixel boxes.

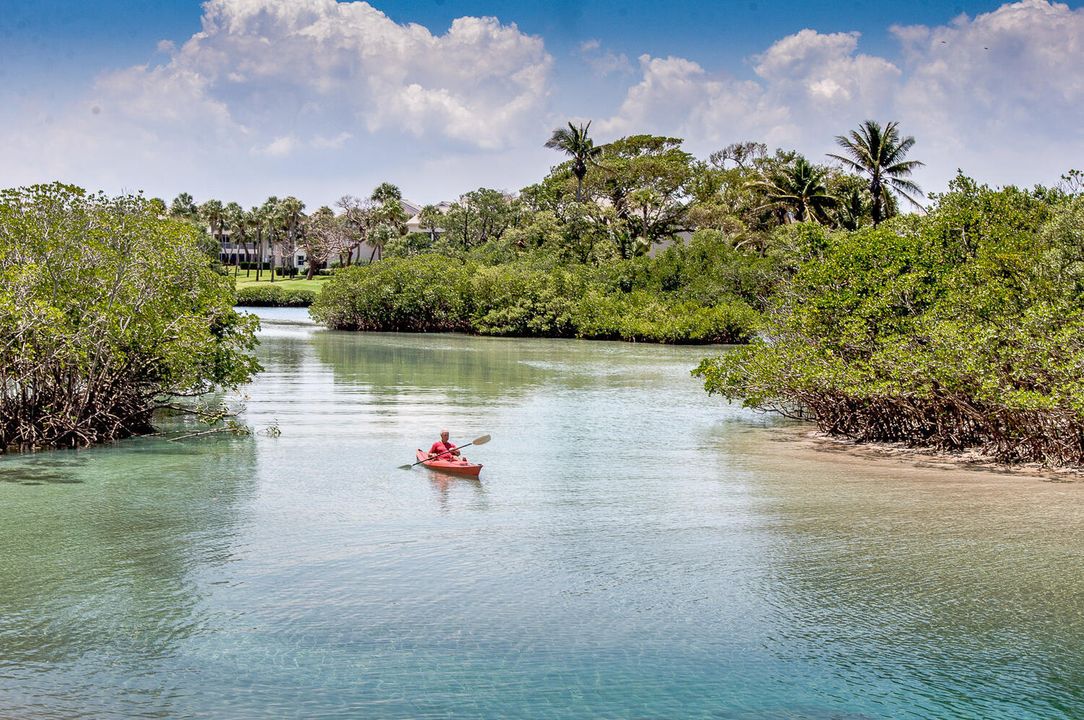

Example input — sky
[2,0,1083,208]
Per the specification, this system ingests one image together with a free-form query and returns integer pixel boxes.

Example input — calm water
[1,308,1082,719]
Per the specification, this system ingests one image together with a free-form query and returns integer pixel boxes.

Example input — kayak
[415,449,483,477]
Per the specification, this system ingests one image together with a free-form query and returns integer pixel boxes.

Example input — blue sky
[2,0,1083,207]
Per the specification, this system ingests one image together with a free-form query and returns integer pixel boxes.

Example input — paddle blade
[471,434,492,446]
[397,463,415,470]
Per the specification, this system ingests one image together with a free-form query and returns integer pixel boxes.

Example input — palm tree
[199,199,226,262]
[418,204,443,244]
[259,197,280,282]
[223,201,245,276]
[370,182,402,204]
[828,120,924,225]
[169,192,198,220]
[544,121,602,202]
[752,157,837,224]
[277,197,306,275]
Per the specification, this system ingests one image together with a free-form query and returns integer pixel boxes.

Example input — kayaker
[428,430,466,462]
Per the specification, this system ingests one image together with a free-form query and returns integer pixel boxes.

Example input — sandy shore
[768,424,1084,482]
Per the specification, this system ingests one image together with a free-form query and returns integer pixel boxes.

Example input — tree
[368,197,407,262]
[169,192,198,220]
[199,199,226,262]
[258,197,280,281]
[545,121,602,202]
[370,182,402,204]
[418,204,444,243]
[752,157,837,224]
[277,196,306,274]
[593,135,698,254]
[0,183,259,451]
[828,120,924,225]
[302,207,339,280]
[223,201,245,276]
[336,195,375,267]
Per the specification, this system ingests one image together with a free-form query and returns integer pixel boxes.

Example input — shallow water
[1,307,1081,719]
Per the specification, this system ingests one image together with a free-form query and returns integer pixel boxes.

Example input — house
[404,200,453,237]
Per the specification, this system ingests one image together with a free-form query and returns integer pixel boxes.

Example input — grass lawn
[231,269,330,294]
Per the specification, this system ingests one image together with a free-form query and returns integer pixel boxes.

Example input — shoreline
[772,425,1084,482]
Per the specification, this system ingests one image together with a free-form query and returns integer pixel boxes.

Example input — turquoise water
[1,307,1082,719]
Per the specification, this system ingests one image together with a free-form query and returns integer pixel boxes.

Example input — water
[1,307,1082,719]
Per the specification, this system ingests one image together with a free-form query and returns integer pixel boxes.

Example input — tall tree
[199,199,226,262]
[752,157,837,224]
[277,196,306,274]
[544,121,602,202]
[302,207,338,280]
[418,204,443,243]
[258,197,280,282]
[223,201,245,276]
[828,120,924,225]
[169,192,198,220]
[370,182,402,204]
[336,195,374,267]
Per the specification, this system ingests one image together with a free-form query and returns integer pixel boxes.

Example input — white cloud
[2,0,1081,206]
[891,0,1084,183]
[255,135,297,157]
[311,132,353,150]
[579,39,632,77]
[0,0,553,204]
[599,0,1084,192]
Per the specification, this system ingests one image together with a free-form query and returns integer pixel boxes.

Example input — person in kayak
[428,430,467,462]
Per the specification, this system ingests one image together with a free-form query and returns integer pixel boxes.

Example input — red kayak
[415,449,483,477]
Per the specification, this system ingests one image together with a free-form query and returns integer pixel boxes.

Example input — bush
[695,177,1084,465]
[309,253,763,344]
[274,266,299,278]
[236,285,316,307]
[311,254,471,331]
[469,264,587,336]
[0,183,260,451]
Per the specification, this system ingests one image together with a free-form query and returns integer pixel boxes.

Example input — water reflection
[424,470,487,513]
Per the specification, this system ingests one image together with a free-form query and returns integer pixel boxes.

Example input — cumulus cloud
[600,0,1084,191]
[599,29,899,151]
[2,0,1081,204]
[0,0,553,200]
[154,0,550,148]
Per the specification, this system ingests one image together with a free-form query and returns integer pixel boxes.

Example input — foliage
[235,284,316,307]
[695,177,1084,464]
[828,119,924,225]
[310,254,473,332]
[313,246,765,344]
[544,121,602,202]
[0,183,260,452]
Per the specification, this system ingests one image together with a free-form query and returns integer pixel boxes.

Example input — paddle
[398,434,491,470]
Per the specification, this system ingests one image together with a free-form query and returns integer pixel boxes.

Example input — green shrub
[310,254,471,331]
[235,285,316,307]
[469,264,587,336]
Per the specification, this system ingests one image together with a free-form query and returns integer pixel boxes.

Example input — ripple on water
[0,309,1082,719]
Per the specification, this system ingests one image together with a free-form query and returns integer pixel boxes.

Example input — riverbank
[233,272,327,306]
[773,425,1084,481]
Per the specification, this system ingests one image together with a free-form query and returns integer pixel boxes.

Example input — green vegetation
[90,115,1084,464]
[695,174,1084,465]
[0,183,260,452]
[312,231,764,344]
[236,284,317,307]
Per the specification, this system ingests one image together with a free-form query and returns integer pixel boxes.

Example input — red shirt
[428,440,457,457]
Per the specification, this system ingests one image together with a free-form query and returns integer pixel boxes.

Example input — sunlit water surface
[1,307,1082,719]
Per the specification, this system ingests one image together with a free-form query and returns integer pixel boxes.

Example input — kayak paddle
[398,433,491,470]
